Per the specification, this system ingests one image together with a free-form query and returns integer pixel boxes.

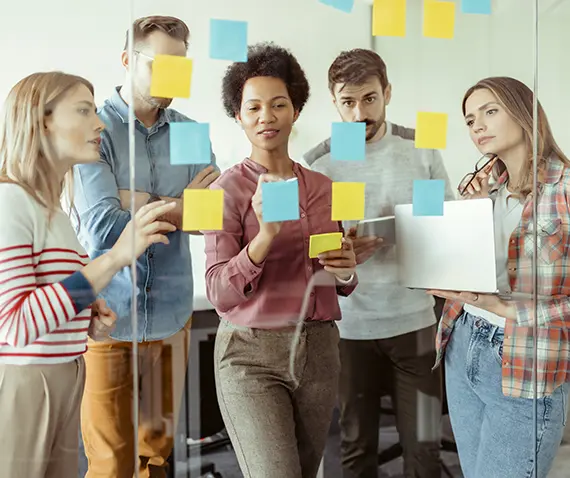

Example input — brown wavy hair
[462,76,569,198]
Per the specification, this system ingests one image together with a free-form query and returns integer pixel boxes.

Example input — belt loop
[489,325,498,343]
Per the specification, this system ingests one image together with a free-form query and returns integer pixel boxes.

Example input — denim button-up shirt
[73,87,217,342]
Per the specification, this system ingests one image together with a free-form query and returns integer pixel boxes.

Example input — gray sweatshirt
[303,122,455,340]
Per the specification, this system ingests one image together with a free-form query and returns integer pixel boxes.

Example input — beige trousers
[0,357,86,478]
[215,319,340,478]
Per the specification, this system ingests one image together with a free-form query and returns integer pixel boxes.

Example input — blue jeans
[445,312,568,478]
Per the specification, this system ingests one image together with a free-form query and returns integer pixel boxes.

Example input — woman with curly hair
[202,42,358,478]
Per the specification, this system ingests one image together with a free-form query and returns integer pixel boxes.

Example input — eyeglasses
[457,153,498,196]
[134,51,154,62]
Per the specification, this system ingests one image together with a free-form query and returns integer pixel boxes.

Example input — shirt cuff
[235,243,265,284]
[335,273,355,285]
[61,271,97,314]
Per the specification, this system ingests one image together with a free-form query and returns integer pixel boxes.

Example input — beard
[147,95,173,109]
[134,85,173,110]
[364,115,386,141]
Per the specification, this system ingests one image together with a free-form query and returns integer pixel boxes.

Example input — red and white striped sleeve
[0,185,95,348]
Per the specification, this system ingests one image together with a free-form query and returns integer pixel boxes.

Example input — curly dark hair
[221,42,310,118]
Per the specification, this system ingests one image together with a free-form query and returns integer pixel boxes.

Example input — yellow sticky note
[309,233,343,259]
[423,0,455,39]
[332,182,366,221]
[150,55,193,99]
[415,112,448,149]
[183,189,224,231]
[372,0,406,37]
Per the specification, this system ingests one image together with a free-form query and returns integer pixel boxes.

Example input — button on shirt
[436,158,570,398]
[203,158,357,329]
[73,87,218,341]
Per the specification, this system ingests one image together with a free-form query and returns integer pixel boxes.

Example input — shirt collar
[108,86,171,127]
[243,157,300,177]
[490,156,564,199]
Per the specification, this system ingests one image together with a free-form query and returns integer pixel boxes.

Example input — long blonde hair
[462,76,569,198]
[0,71,95,217]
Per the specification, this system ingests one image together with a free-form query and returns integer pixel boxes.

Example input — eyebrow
[339,91,377,101]
[244,95,289,103]
[75,100,96,109]
[465,101,499,119]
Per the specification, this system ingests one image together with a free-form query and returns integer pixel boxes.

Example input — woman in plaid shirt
[430,77,570,478]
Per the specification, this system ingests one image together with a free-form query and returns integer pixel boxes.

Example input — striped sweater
[0,183,96,364]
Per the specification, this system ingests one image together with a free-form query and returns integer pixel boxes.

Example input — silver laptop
[395,198,501,294]
[394,198,549,301]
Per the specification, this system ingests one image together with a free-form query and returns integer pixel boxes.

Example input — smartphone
[356,216,396,245]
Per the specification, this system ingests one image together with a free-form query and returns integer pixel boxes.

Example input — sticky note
[423,1,455,39]
[309,232,343,258]
[262,179,300,223]
[462,0,491,14]
[170,122,211,165]
[150,55,193,99]
[372,0,406,37]
[319,0,355,13]
[331,123,366,161]
[183,189,224,231]
[210,19,248,62]
[413,180,445,216]
[332,182,366,221]
[415,112,448,150]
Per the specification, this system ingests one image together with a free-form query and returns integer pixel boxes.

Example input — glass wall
[2,0,570,477]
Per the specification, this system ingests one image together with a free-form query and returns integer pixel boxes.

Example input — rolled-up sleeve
[73,143,130,250]
[203,184,265,313]
[337,275,358,297]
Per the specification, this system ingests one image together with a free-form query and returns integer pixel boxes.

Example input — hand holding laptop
[427,289,516,320]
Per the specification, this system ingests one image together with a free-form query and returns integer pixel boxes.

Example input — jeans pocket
[492,340,504,366]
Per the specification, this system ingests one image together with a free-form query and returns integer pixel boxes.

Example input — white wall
[2,0,373,169]
[3,0,569,306]
[374,0,570,188]
[1,0,373,306]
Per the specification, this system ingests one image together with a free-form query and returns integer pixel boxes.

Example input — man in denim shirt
[74,16,219,477]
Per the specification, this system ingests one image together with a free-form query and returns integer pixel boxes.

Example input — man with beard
[303,49,454,478]
[73,16,219,477]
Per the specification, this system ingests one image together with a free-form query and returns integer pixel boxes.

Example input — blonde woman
[0,72,176,478]
[430,77,570,478]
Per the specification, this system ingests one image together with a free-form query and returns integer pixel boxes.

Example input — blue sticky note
[210,19,248,62]
[262,179,300,223]
[319,0,355,13]
[413,180,445,216]
[170,122,211,165]
[462,0,491,14]
[331,122,366,161]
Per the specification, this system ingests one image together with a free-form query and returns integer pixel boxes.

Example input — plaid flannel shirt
[435,157,570,398]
